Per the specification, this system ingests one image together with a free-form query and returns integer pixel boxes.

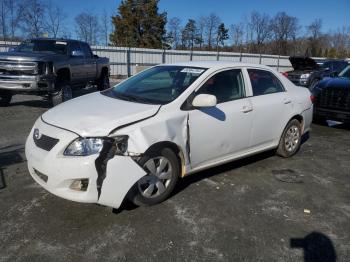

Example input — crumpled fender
[97,111,190,208]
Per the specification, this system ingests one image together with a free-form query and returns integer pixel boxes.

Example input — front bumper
[314,107,350,123]
[25,118,146,208]
[0,74,55,92]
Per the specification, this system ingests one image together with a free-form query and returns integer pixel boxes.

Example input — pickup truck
[0,38,110,106]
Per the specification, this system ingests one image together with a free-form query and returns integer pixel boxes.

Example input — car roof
[159,61,274,70]
[27,38,83,43]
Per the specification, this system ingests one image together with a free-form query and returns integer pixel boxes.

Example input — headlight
[64,138,104,156]
[300,73,310,79]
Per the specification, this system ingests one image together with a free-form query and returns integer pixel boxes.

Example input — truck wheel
[276,119,302,158]
[0,90,12,107]
[97,72,110,91]
[128,148,180,206]
[50,82,72,107]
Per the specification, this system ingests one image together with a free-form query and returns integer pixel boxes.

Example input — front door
[188,69,253,168]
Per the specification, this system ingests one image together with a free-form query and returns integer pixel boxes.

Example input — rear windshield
[103,66,207,105]
[16,40,68,55]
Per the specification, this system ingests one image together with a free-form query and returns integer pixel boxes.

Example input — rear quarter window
[248,69,285,96]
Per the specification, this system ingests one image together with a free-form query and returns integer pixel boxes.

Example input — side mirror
[71,50,84,57]
[330,71,338,78]
[192,94,217,108]
[93,54,99,58]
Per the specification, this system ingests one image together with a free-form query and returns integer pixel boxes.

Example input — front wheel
[277,119,302,158]
[97,72,110,91]
[49,83,72,107]
[128,148,180,206]
[0,90,12,107]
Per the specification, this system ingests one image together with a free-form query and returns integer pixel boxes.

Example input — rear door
[81,42,97,80]
[69,41,85,83]
[246,68,293,148]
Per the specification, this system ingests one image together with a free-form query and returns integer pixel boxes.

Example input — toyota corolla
[25,61,313,209]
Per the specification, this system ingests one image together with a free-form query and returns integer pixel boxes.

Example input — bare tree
[100,9,110,46]
[203,13,221,50]
[247,11,271,52]
[196,16,206,49]
[306,19,323,56]
[75,12,100,45]
[230,23,244,51]
[271,12,299,55]
[6,0,23,39]
[20,0,46,38]
[45,1,65,38]
[167,17,182,49]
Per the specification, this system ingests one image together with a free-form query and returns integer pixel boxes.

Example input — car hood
[42,92,161,137]
[0,51,66,62]
[317,77,350,89]
[289,56,319,70]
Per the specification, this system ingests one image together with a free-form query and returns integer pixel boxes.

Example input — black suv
[312,64,350,124]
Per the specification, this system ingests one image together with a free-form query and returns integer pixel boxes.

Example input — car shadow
[9,86,99,109]
[0,146,25,191]
[290,231,337,262]
[172,149,276,197]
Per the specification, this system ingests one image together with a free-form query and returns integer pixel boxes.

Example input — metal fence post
[259,53,262,64]
[216,51,219,61]
[162,49,166,64]
[277,55,280,71]
[126,47,131,77]
[189,50,193,61]
[239,52,242,62]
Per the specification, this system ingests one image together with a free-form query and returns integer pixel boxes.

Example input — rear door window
[247,69,285,96]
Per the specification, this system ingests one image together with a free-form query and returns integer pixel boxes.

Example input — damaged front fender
[97,156,147,208]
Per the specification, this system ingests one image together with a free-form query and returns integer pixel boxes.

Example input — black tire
[277,119,302,158]
[128,148,180,206]
[313,115,327,125]
[0,90,12,107]
[49,82,72,107]
[97,71,110,91]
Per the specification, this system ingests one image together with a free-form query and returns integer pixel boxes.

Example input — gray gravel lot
[0,88,349,261]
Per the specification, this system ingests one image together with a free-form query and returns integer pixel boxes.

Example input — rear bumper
[0,74,55,92]
[314,107,350,123]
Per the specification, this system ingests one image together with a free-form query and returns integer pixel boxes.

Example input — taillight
[310,95,315,103]
[282,72,288,78]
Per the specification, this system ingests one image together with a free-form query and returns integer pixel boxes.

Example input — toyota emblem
[34,128,41,140]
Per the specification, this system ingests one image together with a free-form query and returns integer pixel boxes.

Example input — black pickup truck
[0,38,110,106]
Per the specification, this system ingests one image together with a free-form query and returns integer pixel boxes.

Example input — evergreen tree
[216,23,229,51]
[182,19,199,50]
[110,0,167,48]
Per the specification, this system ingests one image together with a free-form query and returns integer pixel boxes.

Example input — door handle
[283,98,292,104]
[241,105,253,113]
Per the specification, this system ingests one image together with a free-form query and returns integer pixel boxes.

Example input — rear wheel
[0,90,12,107]
[277,119,302,158]
[129,148,180,206]
[49,82,72,107]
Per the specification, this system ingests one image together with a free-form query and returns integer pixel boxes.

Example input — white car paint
[25,61,313,208]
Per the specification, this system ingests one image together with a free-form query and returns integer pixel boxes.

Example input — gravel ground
[0,88,349,262]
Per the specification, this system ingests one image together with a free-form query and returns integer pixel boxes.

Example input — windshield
[338,65,350,78]
[103,66,207,105]
[321,61,348,72]
[16,40,68,55]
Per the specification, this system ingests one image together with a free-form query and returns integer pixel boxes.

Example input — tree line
[0,0,349,58]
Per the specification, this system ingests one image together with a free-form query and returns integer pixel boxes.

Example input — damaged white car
[25,62,313,208]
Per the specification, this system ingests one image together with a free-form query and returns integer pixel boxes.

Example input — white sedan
[25,62,313,208]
